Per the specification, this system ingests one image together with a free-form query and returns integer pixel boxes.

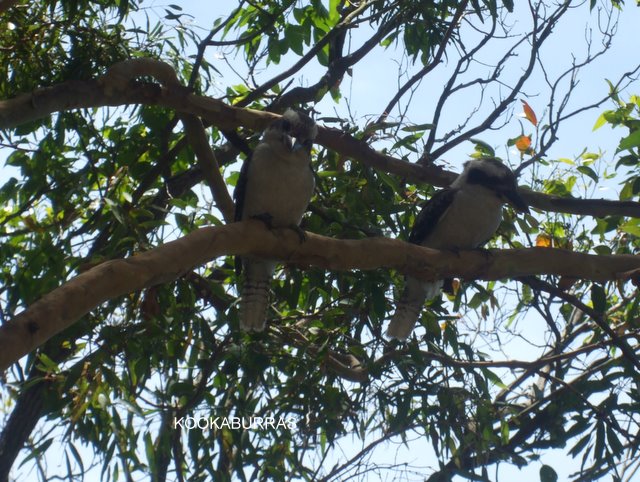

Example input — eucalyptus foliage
[1,1,640,481]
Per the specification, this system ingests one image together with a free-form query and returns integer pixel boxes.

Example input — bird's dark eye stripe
[467,167,513,188]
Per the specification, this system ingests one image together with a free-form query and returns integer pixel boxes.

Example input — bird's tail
[239,260,275,332]
[386,277,442,340]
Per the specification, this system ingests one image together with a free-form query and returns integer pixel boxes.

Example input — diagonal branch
[521,275,640,372]
[2,220,640,371]
[377,0,470,124]
[2,59,640,218]
[422,1,570,163]
[180,115,235,222]
[236,0,373,108]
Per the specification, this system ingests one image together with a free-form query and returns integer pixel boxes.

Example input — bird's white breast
[241,143,315,226]
[423,185,504,249]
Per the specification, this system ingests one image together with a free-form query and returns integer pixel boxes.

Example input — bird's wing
[233,152,252,223]
[408,187,457,245]
[233,153,254,276]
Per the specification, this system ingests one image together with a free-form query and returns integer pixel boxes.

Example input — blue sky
[3,1,640,480]
[165,2,640,480]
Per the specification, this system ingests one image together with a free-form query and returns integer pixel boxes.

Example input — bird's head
[455,158,529,213]
[262,109,317,158]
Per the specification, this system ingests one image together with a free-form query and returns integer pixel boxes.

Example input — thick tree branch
[0,0,17,14]
[1,59,640,219]
[1,220,640,371]
[180,115,235,222]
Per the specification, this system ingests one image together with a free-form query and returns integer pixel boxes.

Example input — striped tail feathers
[239,260,275,332]
[386,276,442,340]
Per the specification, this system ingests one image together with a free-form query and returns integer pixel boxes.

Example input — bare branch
[522,276,640,372]
[423,2,570,162]
[377,0,470,124]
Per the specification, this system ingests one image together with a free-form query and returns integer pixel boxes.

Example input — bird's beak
[503,189,529,214]
[283,134,295,151]
[291,137,302,152]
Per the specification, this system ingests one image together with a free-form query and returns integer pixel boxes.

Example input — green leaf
[606,78,621,103]
[37,353,60,372]
[470,138,496,157]
[328,0,340,22]
[540,464,558,482]
[500,419,510,444]
[581,152,600,161]
[482,368,507,389]
[615,154,638,168]
[577,165,599,183]
[592,112,608,131]
[620,219,640,237]
[144,433,156,476]
[284,25,305,56]
[557,157,575,165]
[401,123,434,132]
[618,130,640,151]
[590,284,607,313]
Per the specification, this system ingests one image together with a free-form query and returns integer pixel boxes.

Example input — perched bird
[234,109,317,332]
[386,158,529,340]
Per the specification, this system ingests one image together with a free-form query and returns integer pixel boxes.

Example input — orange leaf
[535,234,552,247]
[515,135,532,152]
[521,100,538,126]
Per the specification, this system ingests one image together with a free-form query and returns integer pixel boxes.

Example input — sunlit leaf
[521,100,538,126]
[592,112,609,131]
[618,130,640,151]
[470,138,496,157]
[620,219,640,237]
[515,135,532,152]
[535,234,552,247]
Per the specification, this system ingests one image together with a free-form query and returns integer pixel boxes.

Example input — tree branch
[236,0,372,108]
[1,220,640,371]
[0,0,18,14]
[521,275,640,371]
[180,115,235,222]
[2,59,640,219]
[377,0,469,124]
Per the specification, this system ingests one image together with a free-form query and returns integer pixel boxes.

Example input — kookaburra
[234,109,317,332]
[386,158,529,340]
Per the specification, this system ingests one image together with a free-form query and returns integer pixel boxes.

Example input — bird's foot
[251,213,274,230]
[289,224,307,243]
